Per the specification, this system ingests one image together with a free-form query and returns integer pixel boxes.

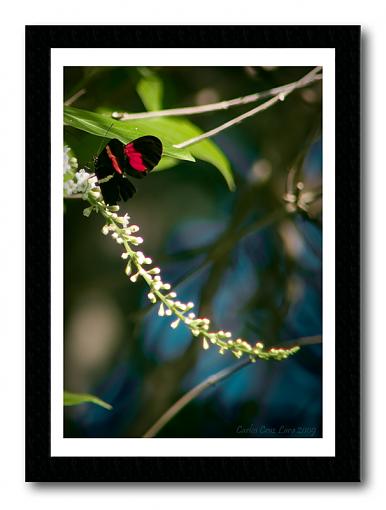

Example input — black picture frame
[25,25,361,482]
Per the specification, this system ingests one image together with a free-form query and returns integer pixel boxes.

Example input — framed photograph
[25,25,360,481]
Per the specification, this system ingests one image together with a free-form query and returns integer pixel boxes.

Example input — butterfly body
[95,136,162,205]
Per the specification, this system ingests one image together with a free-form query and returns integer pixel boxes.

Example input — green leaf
[64,106,195,162]
[137,75,163,111]
[154,156,179,172]
[64,107,235,190]
[150,117,235,191]
[137,72,233,189]
[64,391,112,410]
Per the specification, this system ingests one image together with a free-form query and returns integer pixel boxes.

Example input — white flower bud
[170,318,180,329]
[147,292,156,304]
[128,236,143,246]
[122,214,130,227]
[202,338,210,350]
[136,251,145,264]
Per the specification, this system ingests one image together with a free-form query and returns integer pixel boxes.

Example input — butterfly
[94,136,163,205]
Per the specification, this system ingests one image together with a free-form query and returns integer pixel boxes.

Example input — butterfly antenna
[89,122,115,174]
[95,122,114,157]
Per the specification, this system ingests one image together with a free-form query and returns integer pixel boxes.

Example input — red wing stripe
[105,144,123,175]
[124,143,147,172]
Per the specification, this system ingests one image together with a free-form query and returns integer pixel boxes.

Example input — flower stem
[84,191,300,363]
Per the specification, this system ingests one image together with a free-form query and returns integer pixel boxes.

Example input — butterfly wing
[123,136,163,179]
[95,138,136,205]
[118,176,136,202]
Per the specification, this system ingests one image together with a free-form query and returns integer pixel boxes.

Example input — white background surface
[51,48,335,458]
[0,0,383,507]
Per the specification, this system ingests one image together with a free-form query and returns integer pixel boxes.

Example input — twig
[64,88,86,107]
[113,68,322,121]
[174,67,322,149]
[143,334,322,437]
[142,358,250,438]
[172,207,290,287]
[281,335,322,348]
[128,206,290,324]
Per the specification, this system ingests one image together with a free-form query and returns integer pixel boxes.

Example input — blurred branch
[64,88,86,106]
[129,205,290,323]
[282,335,322,348]
[143,358,250,438]
[130,187,322,323]
[143,334,322,438]
[284,183,322,215]
[177,207,289,285]
[113,68,321,121]
[172,202,304,289]
[174,67,322,149]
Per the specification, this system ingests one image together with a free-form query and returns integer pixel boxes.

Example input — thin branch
[142,358,250,438]
[170,206,293,288]
[174,67,322,149]
[64,88,86,106]
[281,335,322,348]
[129,192,322,323]
[113,68,322,121]
[143,334,322,438]
[128,206,290,324]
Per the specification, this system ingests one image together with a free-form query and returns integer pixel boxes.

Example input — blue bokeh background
[64,66,322,438]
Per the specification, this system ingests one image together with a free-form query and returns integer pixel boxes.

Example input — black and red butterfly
[95,136,163,205]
